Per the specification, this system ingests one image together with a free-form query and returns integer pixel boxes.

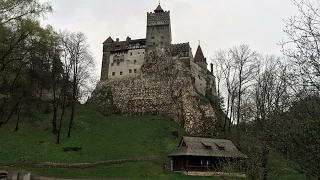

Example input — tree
[0,0,51,25]
[229,44,258,148]
[281,0,320,91]
[0,0,52,126]
[213,49,238,132]
[60,31,94,138]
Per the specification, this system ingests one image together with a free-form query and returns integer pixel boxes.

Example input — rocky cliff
[94,46,217,133]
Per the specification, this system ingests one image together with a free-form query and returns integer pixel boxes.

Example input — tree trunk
[228,97,234,132]
[223,94,230,131]
[57,79,67,144]
[52,75,58,134]
[237,69,243,149]
[56,95,65,144]
[14,106,21,132]
[67,64,77,138]
[262,145,270,180]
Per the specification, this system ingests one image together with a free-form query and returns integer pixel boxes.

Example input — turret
[194,44,208,70]
[146,3,172,50]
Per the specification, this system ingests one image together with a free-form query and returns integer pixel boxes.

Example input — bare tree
[60,31,94,138]
[229,44,258,148]
[281,0,320,91]
[213,50,238,132]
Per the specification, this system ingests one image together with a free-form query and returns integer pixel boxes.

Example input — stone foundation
[95,46,217,133]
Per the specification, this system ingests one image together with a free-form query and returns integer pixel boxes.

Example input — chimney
[210,63,213,74]
[116,38,119,42]
[126,36,131,42]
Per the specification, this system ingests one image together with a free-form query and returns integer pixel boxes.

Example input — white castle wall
[108,49,145,79]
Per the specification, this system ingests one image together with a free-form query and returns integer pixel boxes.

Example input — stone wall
[95,46,217,133]
[108,49,145,79]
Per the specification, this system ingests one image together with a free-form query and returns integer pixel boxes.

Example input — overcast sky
[39,0,299,79]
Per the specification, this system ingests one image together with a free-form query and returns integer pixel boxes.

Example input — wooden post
[186,156,189,172]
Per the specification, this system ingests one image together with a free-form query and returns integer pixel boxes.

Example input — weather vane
[158,0,160,5]
[198,40,200,46]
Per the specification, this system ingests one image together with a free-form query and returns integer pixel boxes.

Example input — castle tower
[146,4,172,49]
[194,44,208,70]
[100,36,114,81]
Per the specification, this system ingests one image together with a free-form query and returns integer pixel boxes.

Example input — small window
[112,72,115,76]
[151,36,155,39]
[161,36,164,39]
[117,62,120,66]
[153,43,155,45]
[138,52,140,54]
[143,52,145,54]
[111,63,114,66]
[130,52,132,56]
[218,146,225,150]
[120,71,123,75]
[129,69,132,73]
[134,60,137,64]
[134,69,137,73]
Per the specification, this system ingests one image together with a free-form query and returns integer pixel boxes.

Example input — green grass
[0,105,308,179]
[0,106,184,164]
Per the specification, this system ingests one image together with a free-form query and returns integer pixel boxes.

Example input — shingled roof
[194,45,206,63]
[103,36,114,44]
[154,4,164,13]
[168,136,248,159]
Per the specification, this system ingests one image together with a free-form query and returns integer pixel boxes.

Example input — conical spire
[154,3,164,13]
[194,45,206,63]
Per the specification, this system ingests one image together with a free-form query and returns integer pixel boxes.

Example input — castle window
[117,62,120,66]
[130,52,132,56]
[111,63,114,66]
[134,60,137,64]
[153,43,155,45]
[129,69,132,73]
[138,52,140,54]
[120,71,123,75]
[152,36,155,39]
[134,69,137,73]
[161,36,164,39]
[112,72,115,76]
[143,52,145,54]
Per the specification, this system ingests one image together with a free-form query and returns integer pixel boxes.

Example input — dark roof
[194,45,206,63]
[103,36,114,44]
[103,38,146,52]
[168,136,248,159]
[154,4,164,13]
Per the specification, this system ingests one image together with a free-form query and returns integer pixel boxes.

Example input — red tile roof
[154,4,164,12]
[194,45,206,63]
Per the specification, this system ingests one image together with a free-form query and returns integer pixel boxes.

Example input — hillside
[0,105,307,179]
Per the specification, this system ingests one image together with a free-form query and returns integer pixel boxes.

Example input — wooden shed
[168,136,248,172]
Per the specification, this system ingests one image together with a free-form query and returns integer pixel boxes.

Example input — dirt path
[0,156,158,169]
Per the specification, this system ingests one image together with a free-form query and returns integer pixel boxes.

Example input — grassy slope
[0,105,307,179]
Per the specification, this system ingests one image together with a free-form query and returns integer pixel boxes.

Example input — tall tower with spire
[146,3,172,49]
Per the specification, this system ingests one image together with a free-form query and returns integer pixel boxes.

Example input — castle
[97,4,218,133]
